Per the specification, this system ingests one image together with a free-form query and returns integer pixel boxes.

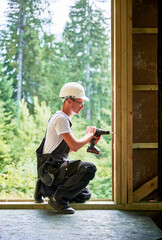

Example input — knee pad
[79,162,97,180]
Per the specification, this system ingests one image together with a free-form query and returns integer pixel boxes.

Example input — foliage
[0,101,12,172]
[0,98,52,198]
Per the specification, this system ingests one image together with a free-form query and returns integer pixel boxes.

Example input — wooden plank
[120,0,133,205]
[133,143,158,149]
[133,92,158,143]
[121,0,128,205]
[113,0,122,204]
[133,176,158,202]
[127,0,133,205]
[0,199,111,202]
[132,1,158,29]
[133,34,158,85]
[0,201,162,210]
[133,85,158,91]
[158,0,162,197]
[113,0,133,204]
[111,0,114,202]
[133,28,158,34]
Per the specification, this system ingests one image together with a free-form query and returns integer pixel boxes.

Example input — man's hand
[86,126,96,136]
[86,126,101,144]
[86,126,100,144]
[86,126,96,143]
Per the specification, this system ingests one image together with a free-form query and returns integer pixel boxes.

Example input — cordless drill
[87,129,110,154]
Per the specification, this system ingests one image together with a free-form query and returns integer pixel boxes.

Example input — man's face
[71,98,84,114]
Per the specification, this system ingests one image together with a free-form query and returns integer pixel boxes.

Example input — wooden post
[127,0,133,205]
[113,0,121,204]
[111,0,114,202]
[112,0,133,204]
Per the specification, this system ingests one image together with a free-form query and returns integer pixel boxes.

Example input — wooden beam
[157,3,162,197]
[133,176,158,202]
[133,28,158,34]
[111,0,114,202]
[0,200,162,210]
[113,0,133,204]
[133,85,158,91]
[127,0,133,205]
[133,143,158,149]
[121,0,128,205]
[113,0,122,204]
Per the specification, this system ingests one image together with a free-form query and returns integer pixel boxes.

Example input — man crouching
[34,82,99,214]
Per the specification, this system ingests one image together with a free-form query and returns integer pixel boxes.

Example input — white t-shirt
[43,111,72,154]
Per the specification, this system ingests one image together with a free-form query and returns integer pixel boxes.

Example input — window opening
[0,0,111,200]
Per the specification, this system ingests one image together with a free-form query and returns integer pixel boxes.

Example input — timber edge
[0,201,162,210]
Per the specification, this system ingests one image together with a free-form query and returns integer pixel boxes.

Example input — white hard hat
[59,82,89,101]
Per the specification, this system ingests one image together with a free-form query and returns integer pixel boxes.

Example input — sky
[0,0,8,27]
[50,0,71,35]
[0,0,110,35]
[0,0,71,34]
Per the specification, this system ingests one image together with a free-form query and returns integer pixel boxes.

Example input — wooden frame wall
[132,0,159,201]
[112,0,133,204]
[1,0,162,210]
[112,0,160,205]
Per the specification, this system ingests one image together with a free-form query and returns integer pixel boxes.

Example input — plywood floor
[0,210,162,240]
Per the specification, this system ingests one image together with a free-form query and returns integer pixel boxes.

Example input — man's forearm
[62,132,92,152]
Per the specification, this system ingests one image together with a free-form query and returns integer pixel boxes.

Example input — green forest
[0,0,111,200]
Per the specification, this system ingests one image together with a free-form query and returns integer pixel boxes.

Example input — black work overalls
[36,118,97,205]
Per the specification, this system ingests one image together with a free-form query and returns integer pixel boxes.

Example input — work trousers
[41,160,97,205]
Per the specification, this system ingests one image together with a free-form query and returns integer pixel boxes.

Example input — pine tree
[0,61,17,119]
[63,0,111,123]
[0,0,52,109]
[34,34,69,113]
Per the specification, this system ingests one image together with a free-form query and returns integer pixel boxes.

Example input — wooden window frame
[0,0,134,207]
[111,0,133,204]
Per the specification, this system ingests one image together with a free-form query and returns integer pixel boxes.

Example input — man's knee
[79,162,97,180]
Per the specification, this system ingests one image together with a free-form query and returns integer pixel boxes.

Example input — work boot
[34,179,44,203]
[48,196,75,214]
